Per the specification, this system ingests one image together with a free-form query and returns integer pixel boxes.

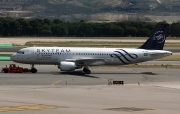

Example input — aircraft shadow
[90,72,157,75]
[59,71,99,78]
[35,71,157,78]
[141,72,157,75]
[34,71,99,79]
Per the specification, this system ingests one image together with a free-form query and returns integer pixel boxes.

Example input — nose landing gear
[31,64,37,73]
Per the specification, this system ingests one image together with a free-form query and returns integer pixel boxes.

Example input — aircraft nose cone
[10,55,16,61]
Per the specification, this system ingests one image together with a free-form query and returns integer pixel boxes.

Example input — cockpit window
[17,51,24,54]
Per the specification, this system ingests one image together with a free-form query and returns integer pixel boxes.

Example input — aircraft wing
[65,58,109,65]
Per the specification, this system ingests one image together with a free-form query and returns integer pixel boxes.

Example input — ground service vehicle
[1,64,30,73]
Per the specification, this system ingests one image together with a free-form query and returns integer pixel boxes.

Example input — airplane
[11,24,172,74]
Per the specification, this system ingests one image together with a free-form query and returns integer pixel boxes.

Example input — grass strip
[0,54,11,61]
[0,44,13,48]
[0,57,10,61]
[0,54,12,56]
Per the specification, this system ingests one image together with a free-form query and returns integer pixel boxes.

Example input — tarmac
[0,61,180,114]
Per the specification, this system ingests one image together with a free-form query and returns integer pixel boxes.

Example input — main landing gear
[83,67,91,74]
[31,64,37,73]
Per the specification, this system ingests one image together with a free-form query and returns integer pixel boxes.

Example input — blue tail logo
[139,24,169,50]
[110,49,138,64]
[153,31,165,43]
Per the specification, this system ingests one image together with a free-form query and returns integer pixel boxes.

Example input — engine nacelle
[59,61,77,71]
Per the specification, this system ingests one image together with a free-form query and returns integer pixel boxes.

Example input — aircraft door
[36,53,41,60]
[36,52,41,64]
[31,50,41,64]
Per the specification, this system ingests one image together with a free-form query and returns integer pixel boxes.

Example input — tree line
[0,17,180,37]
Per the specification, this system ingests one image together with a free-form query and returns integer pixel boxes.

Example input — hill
[0,0,180,22]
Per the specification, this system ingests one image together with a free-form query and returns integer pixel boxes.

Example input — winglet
[139,24,169,50]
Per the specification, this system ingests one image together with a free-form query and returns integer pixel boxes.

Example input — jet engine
[59,61,77,71]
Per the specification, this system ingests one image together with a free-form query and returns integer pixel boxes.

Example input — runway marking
[0,104,67,112]
[51,80,61,86]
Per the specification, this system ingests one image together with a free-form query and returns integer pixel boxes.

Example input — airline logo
[153,31,165,43]
[110,49,138,64]
[37,49,71,53]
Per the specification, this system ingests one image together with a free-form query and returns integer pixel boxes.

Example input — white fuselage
[11,47,172,66]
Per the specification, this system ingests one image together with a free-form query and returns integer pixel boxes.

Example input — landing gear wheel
[4,69,8,73]
[31,64,37,73]
[83,68,91,74]
[31,68,37,73]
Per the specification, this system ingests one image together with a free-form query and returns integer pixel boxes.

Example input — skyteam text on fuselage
[11,24,172,74]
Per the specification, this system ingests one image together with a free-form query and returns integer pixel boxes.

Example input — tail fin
[139,24,169,50]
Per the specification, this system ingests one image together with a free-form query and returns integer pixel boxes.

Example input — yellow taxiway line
[51,80,61,86]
